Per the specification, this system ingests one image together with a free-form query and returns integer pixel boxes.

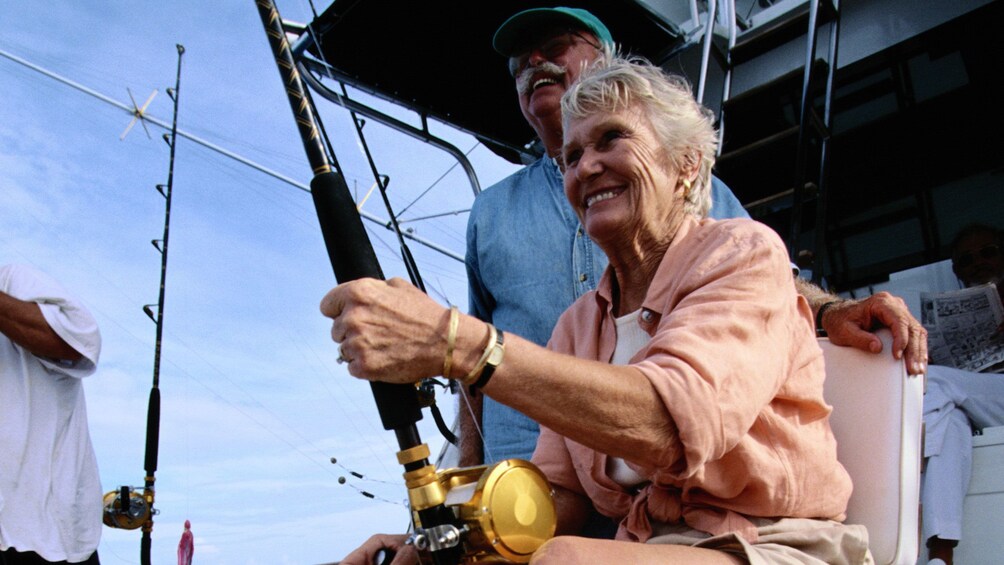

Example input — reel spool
[414,459,556,563]
[102,486,152,530]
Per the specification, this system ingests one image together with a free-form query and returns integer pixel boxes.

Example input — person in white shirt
[0,264,102,565]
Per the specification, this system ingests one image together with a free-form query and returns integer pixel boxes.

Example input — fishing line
[459,389,494,465]
[396,141,480,218]
[260,298,401,479]
[329,457,398,486]
[336,475,407,508]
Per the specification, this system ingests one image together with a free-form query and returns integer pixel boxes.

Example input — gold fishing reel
[444,459,557,563]
[400,444,556,564]
[102,486,154,530]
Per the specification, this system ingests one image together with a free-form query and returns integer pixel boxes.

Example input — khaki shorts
[647,517,873,565]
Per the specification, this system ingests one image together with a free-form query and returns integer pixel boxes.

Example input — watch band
[816,300,839,337]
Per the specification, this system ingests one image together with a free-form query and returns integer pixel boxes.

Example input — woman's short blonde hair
[561,52,720,217]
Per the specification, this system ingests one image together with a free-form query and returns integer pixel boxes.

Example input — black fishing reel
[103,486,155,530]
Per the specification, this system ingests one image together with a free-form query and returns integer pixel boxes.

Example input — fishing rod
[101,43,186,565]
[256,3,555,563]
[254,2,461,563]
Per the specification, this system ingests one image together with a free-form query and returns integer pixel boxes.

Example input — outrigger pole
[254,2,462,564]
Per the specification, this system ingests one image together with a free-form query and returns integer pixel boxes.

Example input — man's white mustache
[516,62,567,96]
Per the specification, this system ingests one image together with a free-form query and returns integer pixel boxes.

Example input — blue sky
[0,1,520,563]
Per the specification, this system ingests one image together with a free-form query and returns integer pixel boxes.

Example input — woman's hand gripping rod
[254,2,462,563]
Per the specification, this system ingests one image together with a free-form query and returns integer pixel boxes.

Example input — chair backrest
[819,329,924,565]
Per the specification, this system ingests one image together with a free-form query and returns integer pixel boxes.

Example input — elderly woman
[325,54,868,565]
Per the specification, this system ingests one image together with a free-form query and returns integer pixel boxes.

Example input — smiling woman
[558,53,719,312]
[561,105,689,284]
[324,55,867,565]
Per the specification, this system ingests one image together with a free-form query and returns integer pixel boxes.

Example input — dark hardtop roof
[307,0,683,160]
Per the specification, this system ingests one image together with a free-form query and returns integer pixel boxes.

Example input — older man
[463,6,927,467]
[923,224,1004,565]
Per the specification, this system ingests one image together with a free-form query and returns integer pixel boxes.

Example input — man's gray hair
[561,52,719,217]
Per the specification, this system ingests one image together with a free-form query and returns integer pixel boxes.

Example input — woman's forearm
[477,333,674,466]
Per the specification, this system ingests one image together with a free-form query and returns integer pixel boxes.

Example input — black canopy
[306,0,685,160]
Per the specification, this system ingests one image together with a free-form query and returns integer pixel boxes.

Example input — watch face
[487,344,505,366]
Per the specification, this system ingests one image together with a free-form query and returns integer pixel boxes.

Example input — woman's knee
[530,536,594,565]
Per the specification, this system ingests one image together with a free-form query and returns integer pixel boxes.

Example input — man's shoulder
[708,175,750,220]
[471,158,554,216]
[481,158,554,195]
[484,161,535,189]
[1,263,32,279]
[0,264,57,295]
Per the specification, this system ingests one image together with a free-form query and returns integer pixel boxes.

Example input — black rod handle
[255,0,423,437]
[143,387,160,475]
[310,172,423,431]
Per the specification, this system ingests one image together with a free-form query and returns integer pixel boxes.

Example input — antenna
[120,87,158,140]
[0,46,464,263]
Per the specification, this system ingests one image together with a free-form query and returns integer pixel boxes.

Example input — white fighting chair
[819,329,925,565]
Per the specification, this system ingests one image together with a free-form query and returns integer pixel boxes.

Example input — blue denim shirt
[465,156,750,464]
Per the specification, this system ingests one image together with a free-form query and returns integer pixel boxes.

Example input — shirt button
[579,274,587,282]
[576,228,583,237]
[641,310,654,322]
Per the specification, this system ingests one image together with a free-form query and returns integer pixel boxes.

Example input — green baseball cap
[493,7,613,56]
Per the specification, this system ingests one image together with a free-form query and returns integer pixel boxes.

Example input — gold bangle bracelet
[462,323,497,386]
[469,330,504,395]
[442,306,459,378]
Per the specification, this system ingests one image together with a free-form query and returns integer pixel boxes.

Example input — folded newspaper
[922,283,1004,372]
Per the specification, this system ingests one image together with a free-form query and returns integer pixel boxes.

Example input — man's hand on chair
[821,292,928,376]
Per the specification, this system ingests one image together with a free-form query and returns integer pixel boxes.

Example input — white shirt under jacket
[0,264,102,562]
